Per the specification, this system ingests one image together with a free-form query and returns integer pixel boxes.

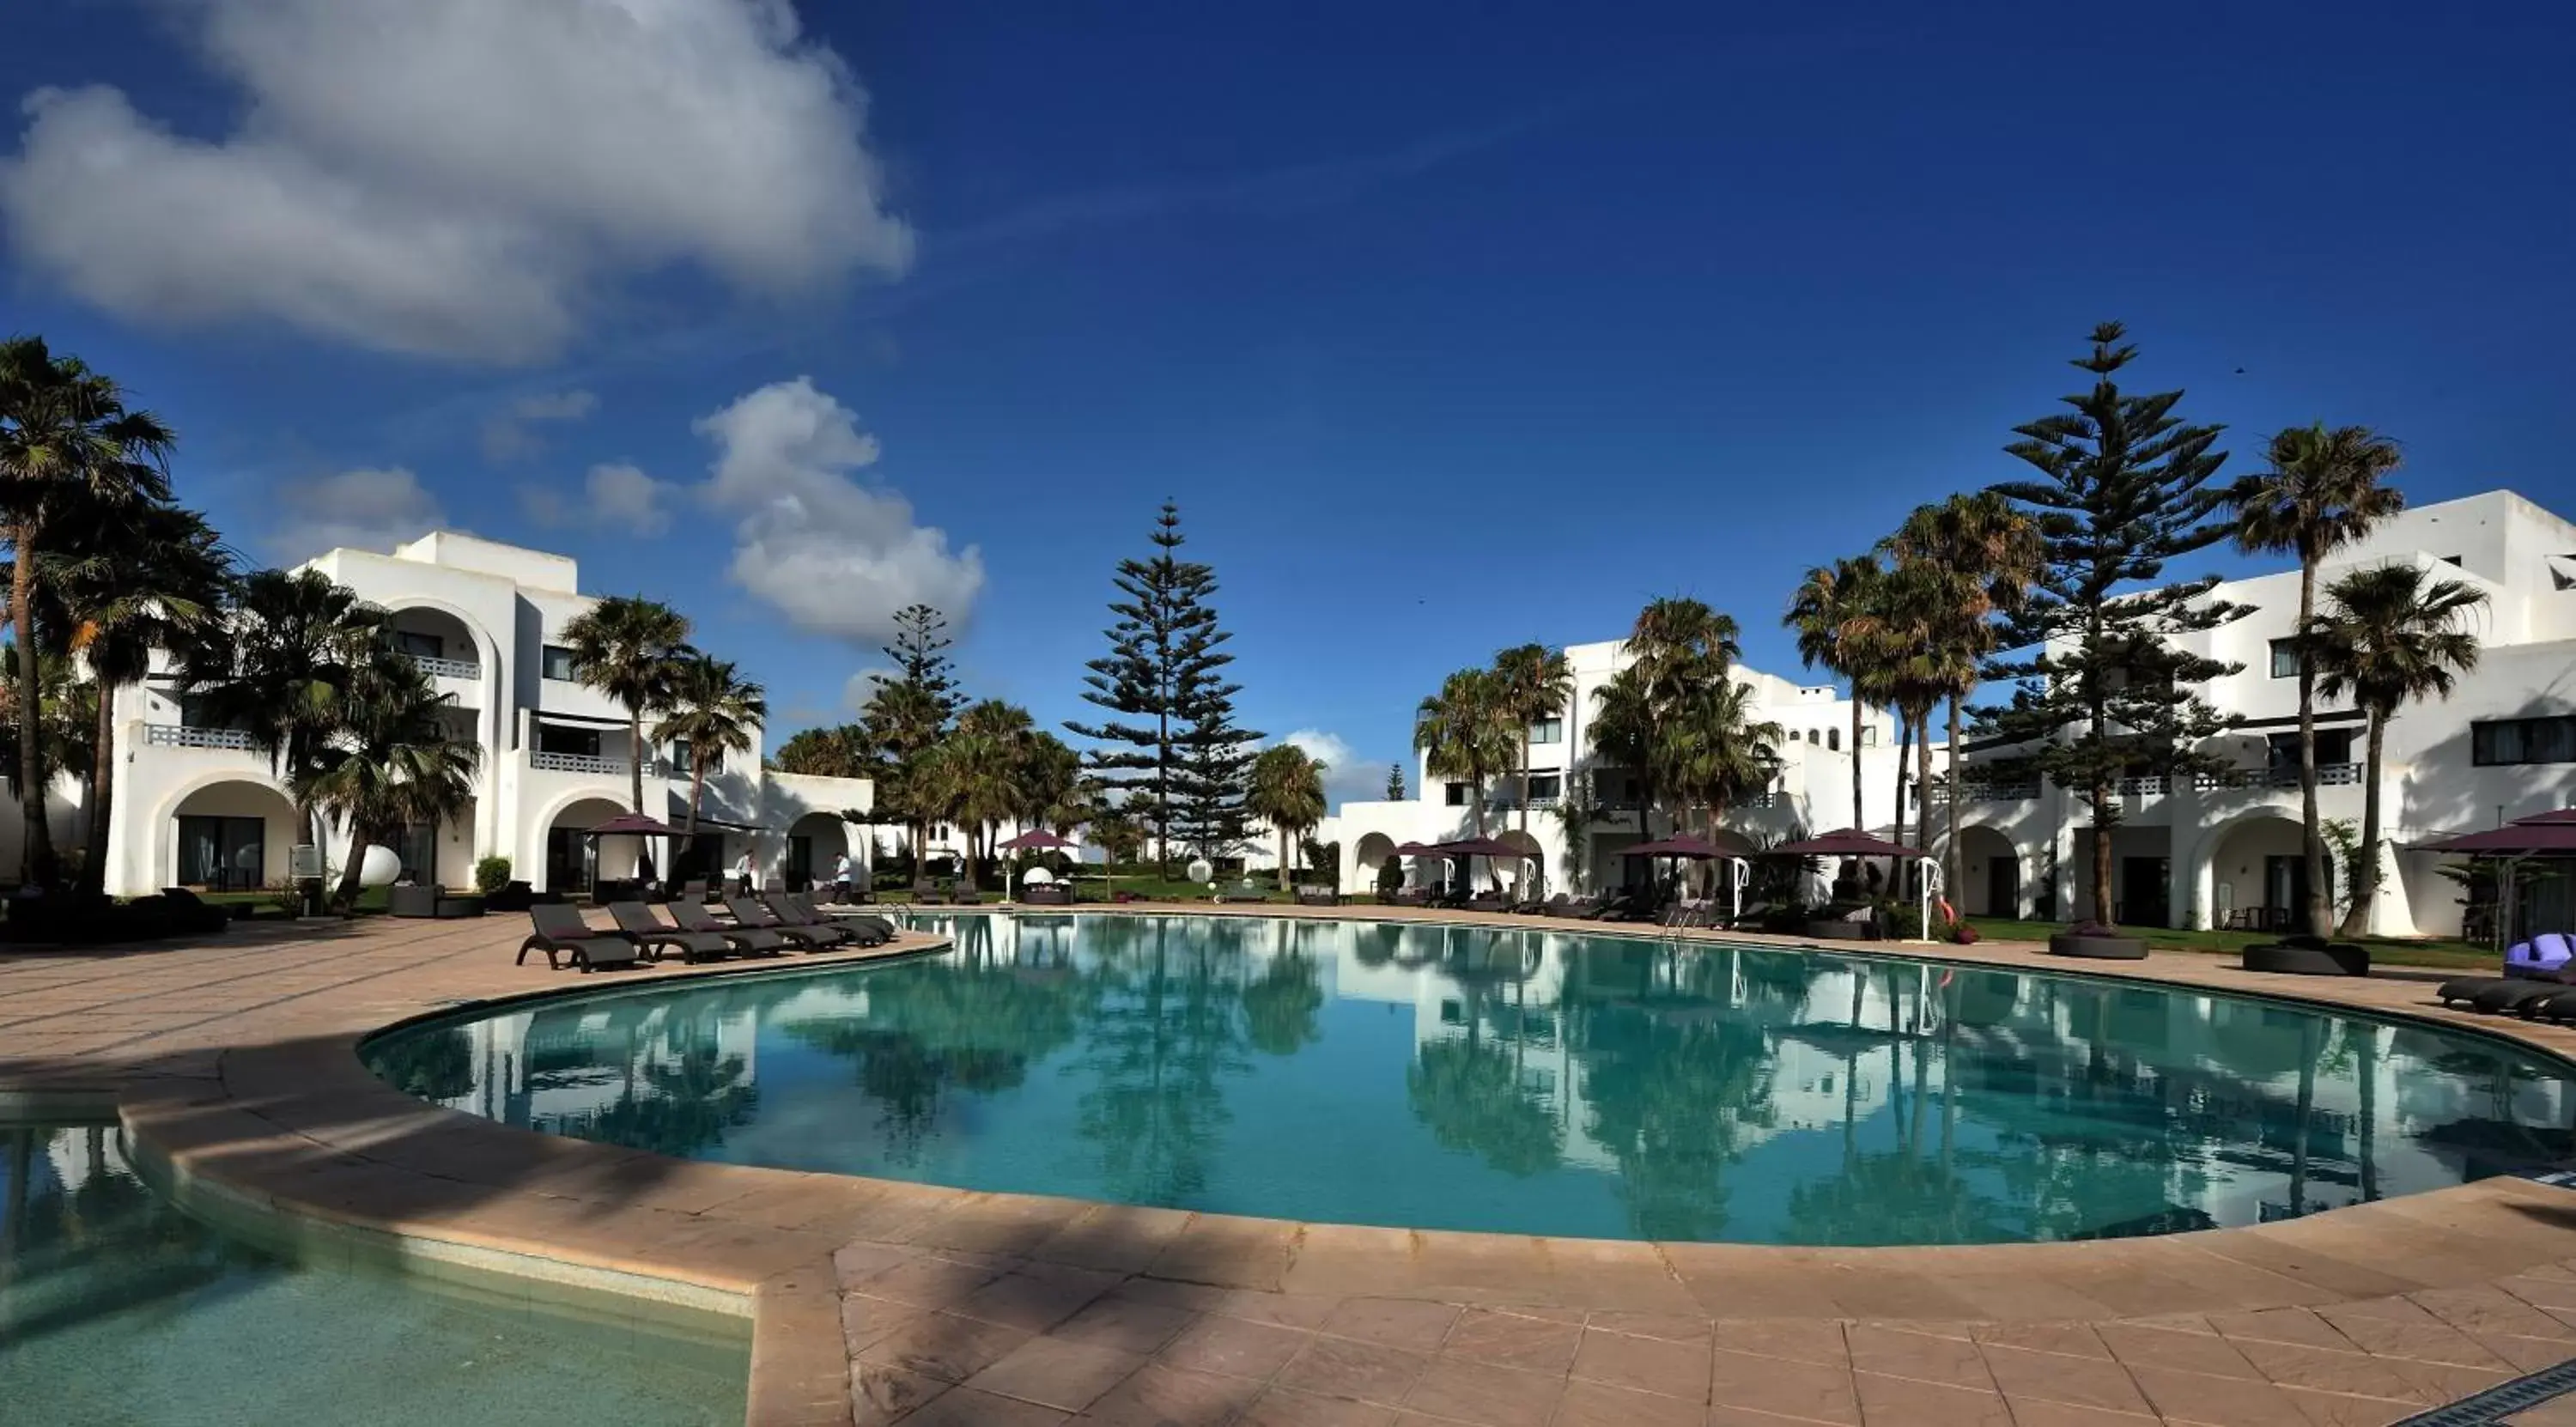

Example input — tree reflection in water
[377,915,2576,1245]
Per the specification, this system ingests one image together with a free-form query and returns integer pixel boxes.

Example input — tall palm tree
[1787,556,1886,836]
[1664,676,1785,847]
[1248,743,1327,892]
[1886,492,2041,902]
[1491,643,1571,839]
[2229,424,2406,937]
[59,505,233,894]
[559,595,691,819]
[0,337,175,884]
[653,653,767,853]
[1414,667,1515,839]
[175,568,388,857]
[2312,562,2485,938]
[914,728,1019,891]
[1588,664,1657,843]
[295,653,482,904]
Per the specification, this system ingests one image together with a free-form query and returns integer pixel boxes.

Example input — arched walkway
[787,811,849,892]
[1957,824,2020,918]
[543,796,632,894]
[166,779,300,891]
[2197,811,2318,934]
[1353,832,1397,873]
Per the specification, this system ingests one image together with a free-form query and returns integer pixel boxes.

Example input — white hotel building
[52,531,876,900]
[1322,489,2576,939]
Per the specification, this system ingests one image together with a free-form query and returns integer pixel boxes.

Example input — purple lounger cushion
[2541,932,2576,966]
[2508,936,2573,975]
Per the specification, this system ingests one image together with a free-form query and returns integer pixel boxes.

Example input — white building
[1322,640,1914,898]
[94,531,874,898]
[1325,489,2576,938]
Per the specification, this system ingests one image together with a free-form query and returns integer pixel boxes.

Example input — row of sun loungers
[1372,888,1772,930]
[517,894,897,972]
[2434,934,2576,1020]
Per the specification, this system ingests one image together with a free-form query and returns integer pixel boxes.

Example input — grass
[1961,917,2495,970]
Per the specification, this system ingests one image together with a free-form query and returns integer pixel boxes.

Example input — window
[177,815,264,890]
[536,724,600,758]
[2267,730,2356,768]
[1807,729,1820,744]
[669,738,694,775]
[1528,717,1563,744]
[2474,716,2576,767]
[1826,727,1840,752]
[1526,774,1562,803]
[1444,782,1469,806]
[541,644,579,681]
[394,629,444,659]
[2269,638,2300,679]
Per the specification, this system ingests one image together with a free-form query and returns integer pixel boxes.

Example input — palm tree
[914,728,1019,891]
[1413,667,1515,839]
[653,653,766,853]
[1012,730,1090,835]
[2229,424,2406,937]
[59,505,232,894]
[1589,664,1657,843]
[295,653,482,904]
[1664,675,1785,846]
[1491,643,1571,839]
[2312,562,2485,938]
[175,568,388,858]
[0,644,93,808]
[559,595,691,818]
[1248,743,1327,892]
[1886,492,2041,903]
[0,337,175,884]
[1090,805,1145,900]
[1787,556,1886,836]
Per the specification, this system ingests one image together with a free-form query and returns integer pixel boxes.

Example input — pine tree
[882,604,960,720]
[1385,763,1406,801]
[1066,502,1260,873]
[1984,323,2250,929]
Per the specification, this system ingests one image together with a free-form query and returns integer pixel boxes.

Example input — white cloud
[269,467,447,562]
[841,668,895,714]
[1282,729,1388,810]
[482,389,598,461]
[519,460,678,536]
[693,377,982,644]
[0,0,914,363]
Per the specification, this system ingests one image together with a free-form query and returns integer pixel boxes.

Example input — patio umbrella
[1623,835,1750,920]
[584,811,679,890]
[1768,829,1935,944]
[2416,819,2576,950]
[1423,836,1534,896]
[997,829,1077,897]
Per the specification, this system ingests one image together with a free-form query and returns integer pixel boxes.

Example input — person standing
[830,851,856,904]
[730,850,754,897]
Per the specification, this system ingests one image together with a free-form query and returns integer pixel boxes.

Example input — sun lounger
[2471,980,2569,1015]
[761,895,863,947]
[1465,895,1510,914]
[515,905,641,972]
[779,893,891,944]
[608,901,734,963]
[728,896,846,950]
[667,897,791,956]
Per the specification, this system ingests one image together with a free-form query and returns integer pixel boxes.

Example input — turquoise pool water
[0,1122,745,1426]
[367,914,2576,1246]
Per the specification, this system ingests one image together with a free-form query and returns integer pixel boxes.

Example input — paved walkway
[8,906,2576,1427]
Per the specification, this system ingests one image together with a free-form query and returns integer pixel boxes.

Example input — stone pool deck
[9,905,2576,1427]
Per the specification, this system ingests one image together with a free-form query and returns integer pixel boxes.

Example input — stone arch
[1955,824,2022,918]
[787,811,850,891]
[1354,832,1397,871]
[2192,809,2313,933]
[159,774,300,891]
[537,793,635,894]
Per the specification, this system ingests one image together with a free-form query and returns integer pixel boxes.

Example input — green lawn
[1961,917,2496,970]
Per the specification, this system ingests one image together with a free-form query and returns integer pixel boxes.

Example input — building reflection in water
[370,915,2576,1245]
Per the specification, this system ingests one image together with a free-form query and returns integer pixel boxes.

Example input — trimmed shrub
[473,856,513,894]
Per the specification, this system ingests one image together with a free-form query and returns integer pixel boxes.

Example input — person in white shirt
[730,851,754,896]
[830,852,856,904]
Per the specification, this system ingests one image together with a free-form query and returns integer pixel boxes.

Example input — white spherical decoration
[1021,865,1055,885]
[1187,858,1214,884]
[358,844,404,888]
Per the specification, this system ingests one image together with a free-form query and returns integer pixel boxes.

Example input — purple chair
[2507,935,2573,977]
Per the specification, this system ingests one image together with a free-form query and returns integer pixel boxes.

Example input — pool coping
[43,904,2576,1425]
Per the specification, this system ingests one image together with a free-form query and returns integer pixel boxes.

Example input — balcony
[143,724,257,751]
[1929,780,2041,804]
[530,750,630,776]
[410,653,482,680]
[2115,774,2167,799]
[2192,762,2363,792]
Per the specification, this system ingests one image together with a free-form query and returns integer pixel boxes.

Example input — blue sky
[5,1,2571,808]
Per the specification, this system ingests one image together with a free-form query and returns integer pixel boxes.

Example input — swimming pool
[365,914,2576,1246]
[0,1120,746,1426]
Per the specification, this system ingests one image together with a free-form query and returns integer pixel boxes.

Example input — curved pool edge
[99,906,2576,1426]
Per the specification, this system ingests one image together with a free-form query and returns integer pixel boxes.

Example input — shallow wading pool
[365,914,2576,1247]
[0,1121,746,1427]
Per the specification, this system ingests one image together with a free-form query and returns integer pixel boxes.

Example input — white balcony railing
[2193,762,2364,792]
[530,750,630,776]
[1931,780,2041,804]
[2115,774,2167,799]
[143,724,258,751]
[410,654,481,680]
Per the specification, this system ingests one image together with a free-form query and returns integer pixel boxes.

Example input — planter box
[2049,932,2148,960]
[2243,941,2370,976]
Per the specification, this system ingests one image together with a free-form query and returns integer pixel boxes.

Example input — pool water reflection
[368,915,2576,1246]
